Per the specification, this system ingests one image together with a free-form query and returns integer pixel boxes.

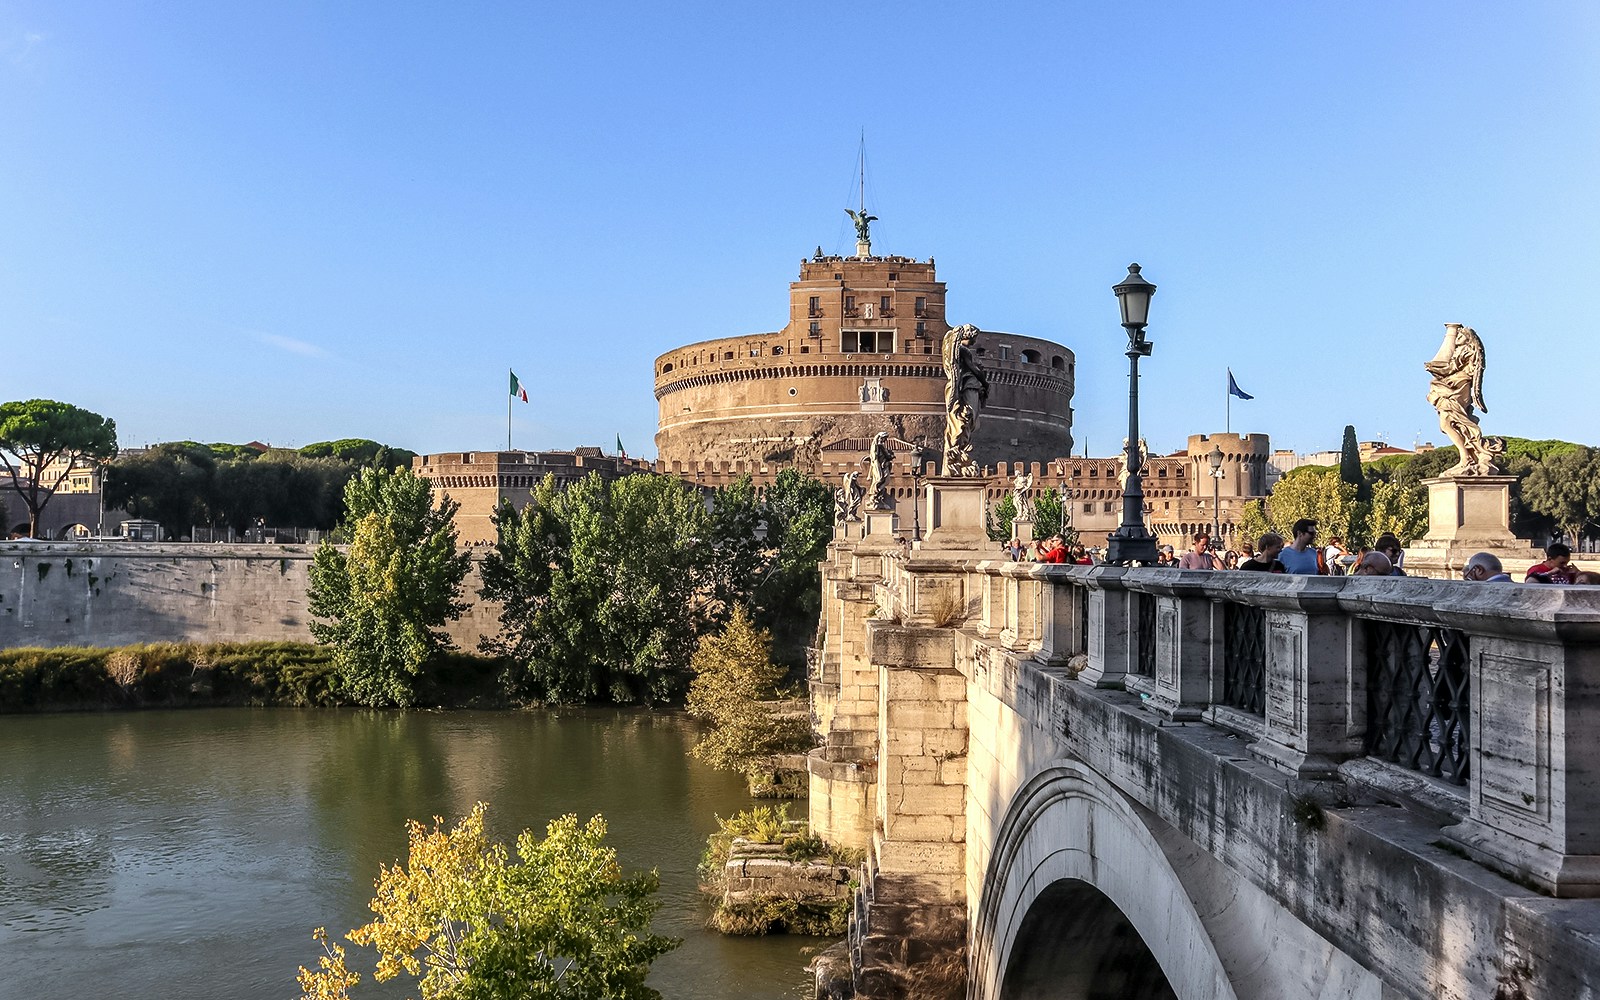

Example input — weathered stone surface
[811,550,1600,999]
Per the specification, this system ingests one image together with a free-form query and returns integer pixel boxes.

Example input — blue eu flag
[1227,369,1254,400]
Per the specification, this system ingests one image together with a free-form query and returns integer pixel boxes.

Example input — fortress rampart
[653,253,1075,470]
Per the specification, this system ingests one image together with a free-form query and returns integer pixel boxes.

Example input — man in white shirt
[1323,535,1347,577]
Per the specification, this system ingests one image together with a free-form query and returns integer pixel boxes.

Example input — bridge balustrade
[950,559,1600,895]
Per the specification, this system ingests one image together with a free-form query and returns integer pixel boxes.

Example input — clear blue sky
[3,3,1596,459]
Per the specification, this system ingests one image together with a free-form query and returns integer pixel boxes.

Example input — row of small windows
[808,294,929,317]
[1068,465,1185,478]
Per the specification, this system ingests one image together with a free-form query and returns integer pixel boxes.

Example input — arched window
[661,363,674,374]
[1051,355,1066,370]
[1022,349,1041,364]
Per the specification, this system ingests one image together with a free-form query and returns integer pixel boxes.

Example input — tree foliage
[1339,425,1371,502]
[728,469,834,661]
[1257,468,1362,544]
[103,438,414,537]
[297,803,677,1000]
[1521,446,1600,542]
[480,472,711,705]
[0,399,118,536]
[308,466,470,707]
[686,607,812,776]
[480,469,833,703]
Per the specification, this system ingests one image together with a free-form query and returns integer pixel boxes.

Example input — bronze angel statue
[846,208,878,245]
[1424,323,1503,476]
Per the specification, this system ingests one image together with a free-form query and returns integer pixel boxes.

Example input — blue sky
[3,3,1597,459]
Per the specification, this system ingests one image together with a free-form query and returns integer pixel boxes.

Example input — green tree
[1261,468,1361,545]
[104,442,216,537]
[0,399,118,537]
[481,472,711,704]
[1235,498,1270,551]
[686,606,812,777]
[1031,490,1072,543]
[1339,425,1371,502]
[986,494,1016,543]
[1365,477,1428,543]
[300,438,418,470]
[297,803,677,1000]
[308,466,470,707]
[703,475,767,627]
[742,468,834,665]
[1521,447,1600,543]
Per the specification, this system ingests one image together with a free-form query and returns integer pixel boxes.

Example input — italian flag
[509,370,528,402]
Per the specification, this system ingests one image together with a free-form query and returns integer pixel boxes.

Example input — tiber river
[0,708,815,999]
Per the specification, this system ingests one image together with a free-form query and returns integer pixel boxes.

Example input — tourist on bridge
[1352,551,1394,576]
[1374,533,1407,575]
[1526,542,1578,584]
[1323,535,1348,576]
[1238,532,1287,573]
[1278,519,1322,574]
[1462,552,1513,583]
[1178,532,1220,570]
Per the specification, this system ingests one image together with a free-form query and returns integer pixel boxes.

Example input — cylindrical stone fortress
[654,254,1075,470]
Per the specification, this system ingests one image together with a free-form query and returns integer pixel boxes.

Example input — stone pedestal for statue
[856,239,871,258]
[917,477,990,554]
[1010,517,1036,544]
[864,510,899,540]
[1406,475,1537,577]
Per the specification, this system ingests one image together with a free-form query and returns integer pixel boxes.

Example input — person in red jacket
[1527,542,1579,583]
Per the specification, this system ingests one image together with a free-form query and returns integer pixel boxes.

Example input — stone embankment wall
[0,542,500,652]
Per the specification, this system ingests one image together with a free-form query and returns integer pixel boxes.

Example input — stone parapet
[811,544,1600,999]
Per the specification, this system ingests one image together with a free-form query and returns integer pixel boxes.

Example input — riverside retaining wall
[0,542,500,652]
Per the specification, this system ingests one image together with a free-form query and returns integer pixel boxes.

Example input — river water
[0,708,816,999]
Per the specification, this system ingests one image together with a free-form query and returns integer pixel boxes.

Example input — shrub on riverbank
[698,805,861,937]
[0,642,518,713]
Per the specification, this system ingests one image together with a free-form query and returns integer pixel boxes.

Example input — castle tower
[654,250,1075,470]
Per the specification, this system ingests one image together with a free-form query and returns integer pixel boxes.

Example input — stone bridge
[807,513,1600,1000]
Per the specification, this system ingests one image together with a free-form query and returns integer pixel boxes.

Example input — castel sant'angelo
[652,239,1076,471]
[415,215,1272,548]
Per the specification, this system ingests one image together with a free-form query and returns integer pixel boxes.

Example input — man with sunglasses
[1373,533,1407,576]
[1278,518,1322,574]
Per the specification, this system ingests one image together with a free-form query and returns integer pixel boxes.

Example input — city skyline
[3,4,1597,458]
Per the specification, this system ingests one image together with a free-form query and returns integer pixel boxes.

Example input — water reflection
[0,708,814,999]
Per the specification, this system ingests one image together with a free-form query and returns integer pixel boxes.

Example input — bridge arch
[970,760,1238,1000]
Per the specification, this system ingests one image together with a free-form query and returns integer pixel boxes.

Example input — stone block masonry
[0,542,500,653]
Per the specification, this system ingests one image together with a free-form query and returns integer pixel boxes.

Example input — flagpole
[507,380,513,451]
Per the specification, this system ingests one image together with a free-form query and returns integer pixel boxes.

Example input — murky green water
[0,708,817,999]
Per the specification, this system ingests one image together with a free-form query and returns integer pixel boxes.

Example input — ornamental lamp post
[1106,263,1159,565]
[1208,444,1225,550]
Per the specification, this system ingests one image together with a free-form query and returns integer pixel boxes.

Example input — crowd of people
[1001,521,1595,584]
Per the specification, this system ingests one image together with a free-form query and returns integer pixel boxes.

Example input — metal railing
[1221,602,1266,715]
[1363,619,1471,785]
[1134,592,1156,677]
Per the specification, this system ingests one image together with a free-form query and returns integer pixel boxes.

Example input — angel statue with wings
[846,208,878,246]
[1425,323,1503,476]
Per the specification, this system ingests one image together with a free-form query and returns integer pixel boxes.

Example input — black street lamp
[1106,263,1159,566]
[1207,444,1225,550]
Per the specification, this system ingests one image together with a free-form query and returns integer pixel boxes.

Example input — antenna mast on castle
[845,131,877,257]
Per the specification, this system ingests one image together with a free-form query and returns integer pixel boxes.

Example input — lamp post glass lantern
[1208,444,1224,550]
[1106,264,1159,565]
